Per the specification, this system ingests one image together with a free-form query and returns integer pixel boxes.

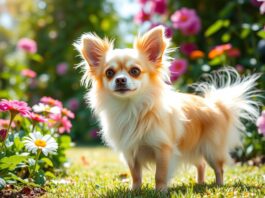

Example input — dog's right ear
[75,33,112,68]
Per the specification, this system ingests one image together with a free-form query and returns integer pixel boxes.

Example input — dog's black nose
[115,77,127,85]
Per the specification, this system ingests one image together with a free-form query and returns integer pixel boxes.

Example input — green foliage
[0,156,28,171]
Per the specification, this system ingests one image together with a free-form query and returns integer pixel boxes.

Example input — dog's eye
[105,69,115,79]
[129,67,141,77]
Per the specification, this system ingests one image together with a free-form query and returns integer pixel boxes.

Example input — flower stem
[3,111,17,145]
[31,149,41,178]
[31,123,36,133]
[7,111,17,135]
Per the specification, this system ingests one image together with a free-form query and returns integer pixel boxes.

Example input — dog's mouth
[114,87,136,94]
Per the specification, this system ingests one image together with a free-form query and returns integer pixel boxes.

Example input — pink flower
[235,64,244,74]
[138,0,149,4]
[150,0,167,15]
[49,113,72,134]
[90,129,98,139]
[0,119,15,128]
[62,108,75,119]
[257,0,265,14]
[150,23,173,38]
[58,116,72,134]
[250,0,263,7]
[0,99,31,117]
[256,110,265,136]
[171,8,201,35]
[21,69,37,78]
[169,59,188,82]
[134,9,151,24]
[67,98,79,111]
[56,62,68,75]
[40,96,63,108]
[0,129,8,142]
[17,38,37,54]
[180,43,198,56]
[29,112,47,123]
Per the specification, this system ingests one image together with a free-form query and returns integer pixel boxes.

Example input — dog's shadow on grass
[96,182,262,198]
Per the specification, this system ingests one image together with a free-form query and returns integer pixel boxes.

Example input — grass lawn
[43,146,265,198]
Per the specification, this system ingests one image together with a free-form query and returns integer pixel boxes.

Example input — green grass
[43,147,265,198]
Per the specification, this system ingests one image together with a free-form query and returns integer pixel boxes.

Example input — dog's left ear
[134,26,168,65]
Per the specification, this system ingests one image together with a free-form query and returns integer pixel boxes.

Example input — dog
[74,26,260,191]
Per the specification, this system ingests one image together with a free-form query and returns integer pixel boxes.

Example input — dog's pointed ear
[75,33,112,67]
[134,26,168,65]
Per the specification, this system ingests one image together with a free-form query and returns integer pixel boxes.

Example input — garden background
[0,0,265,197]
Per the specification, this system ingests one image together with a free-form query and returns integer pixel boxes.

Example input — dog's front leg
[155,144,172,191]
[128,159,142,190]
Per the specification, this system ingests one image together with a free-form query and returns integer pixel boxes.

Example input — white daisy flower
[50,106,61,114]
[23,132,58,156]
[32,103,50,113]
[32,103,61,115]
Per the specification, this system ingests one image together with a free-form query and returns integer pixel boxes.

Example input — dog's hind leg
[196,159,206,184]
[205,156,224,185]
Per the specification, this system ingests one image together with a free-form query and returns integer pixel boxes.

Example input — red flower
[40,96,63,107]
[0,99,31,117]
[0,129,8,142]
[226,48,241,58]
[150,0,167,15]
[180,43,198,56]
[29,112,47,123]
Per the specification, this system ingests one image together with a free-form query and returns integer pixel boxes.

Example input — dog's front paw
[130,182,142,191]
[155,184,168,192]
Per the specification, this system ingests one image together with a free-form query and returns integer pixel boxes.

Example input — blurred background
[0,0,264,162]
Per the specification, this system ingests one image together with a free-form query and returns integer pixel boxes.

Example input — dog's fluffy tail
[193,67,262,149]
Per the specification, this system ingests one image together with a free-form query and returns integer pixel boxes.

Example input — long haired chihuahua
[74,26,260,191]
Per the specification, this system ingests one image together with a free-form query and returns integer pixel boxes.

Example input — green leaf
[34,170,46,186]
[221,33,231,42]
[209,57,222,66]
[30,54,43,62]
[14,136,24,152]
[241,27,250,39]
[205,20,224,37]
[41,157,53,167]
[58,135,71,149]
[0,178,6,190]
[246,145,254,156]
[7,173,28,185]
[257,30,265,39]
[0,155,28,171]
[45,171,56,179]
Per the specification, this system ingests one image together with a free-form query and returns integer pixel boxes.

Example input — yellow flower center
[34,139,47,147]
